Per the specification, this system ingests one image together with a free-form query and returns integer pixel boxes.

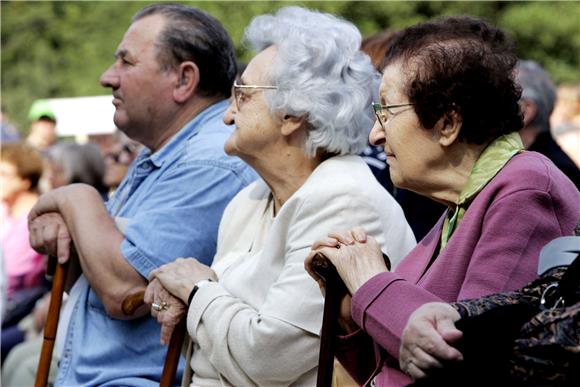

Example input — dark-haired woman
[306,16,580,386]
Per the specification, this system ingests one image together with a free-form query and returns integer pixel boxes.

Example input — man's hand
[29,212,72,264]
[399,302,464,380]
[144,278,187,345]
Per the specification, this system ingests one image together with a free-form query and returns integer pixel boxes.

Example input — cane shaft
[160,318,187,387]
[313,253,348,387]
[35,258,69,387]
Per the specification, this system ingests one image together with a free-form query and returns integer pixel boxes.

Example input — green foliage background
[2,1,579,133]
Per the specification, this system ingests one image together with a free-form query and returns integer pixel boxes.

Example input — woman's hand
[308,227,389,295]
[399,302,464,380]
[149,258,218,303]
[305,227,388,334]
[144,278,187,345]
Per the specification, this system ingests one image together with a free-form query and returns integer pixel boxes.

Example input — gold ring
[151,302,168,312]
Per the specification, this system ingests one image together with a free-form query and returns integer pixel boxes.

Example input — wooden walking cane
[122,292,187,387]
[312,251,392,387]
[311,253,348,387]
[160,318,187,387]
[35,256,69,387]
[35,267,186,387]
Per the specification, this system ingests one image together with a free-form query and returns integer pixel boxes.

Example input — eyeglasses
[372,102,414,128]
[105,144,138,165]
[233,81,277,110]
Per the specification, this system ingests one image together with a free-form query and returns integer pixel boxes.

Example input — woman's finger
[143,281,155,305]
[411,346,443,370]
[328,231,354,245]
[311,237,339,251]
[160,322,175,346]
[351,227,368,243]
[406,361,427,380]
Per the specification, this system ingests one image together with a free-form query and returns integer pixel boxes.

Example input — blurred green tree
[1,1,578,133]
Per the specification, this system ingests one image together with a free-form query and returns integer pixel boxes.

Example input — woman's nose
[223,99,237,125]
[369,119,386,146]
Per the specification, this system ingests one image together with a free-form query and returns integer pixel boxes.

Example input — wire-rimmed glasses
[233,81,278,110]
[372,102,414,128]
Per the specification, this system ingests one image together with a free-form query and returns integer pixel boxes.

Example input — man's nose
[100,64,119,89]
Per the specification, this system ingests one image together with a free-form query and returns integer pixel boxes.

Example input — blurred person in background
[0,252,6,323]
[44,141,109,198]
[103,131,141,195]
[516,60,580,188]
[0,143,45,361]
[551,84,580,167]
[2,141,108,368]
[307,16,580,386]
[360,29,446,241]
[1,104,21,143]
[0,143,45,310]
[2,140,126,386]
[25,100,57,152]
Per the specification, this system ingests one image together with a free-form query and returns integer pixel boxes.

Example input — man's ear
[280,114,306,136]
[520,99,537,128]
[173,61,200,103]
[435,111,462,147]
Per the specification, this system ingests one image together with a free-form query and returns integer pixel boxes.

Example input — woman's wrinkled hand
[144,278,187,345]
[399,302,464,380]
[305,227,388,334]
[307,227,388,295]
[149,257,218,303]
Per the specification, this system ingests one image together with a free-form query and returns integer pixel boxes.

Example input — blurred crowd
[1,107,141,366]
[1,4,579,387]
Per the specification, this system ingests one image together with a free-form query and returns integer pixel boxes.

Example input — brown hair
[384,16,523,144]
[1,142,44,190]
[361,29,396,71]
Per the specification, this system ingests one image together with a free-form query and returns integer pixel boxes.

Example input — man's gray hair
[244,6,378,157]
[133,4,237,99]
[516,60,557,132]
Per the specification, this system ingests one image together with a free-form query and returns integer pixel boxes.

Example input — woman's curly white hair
[244,6,379,156]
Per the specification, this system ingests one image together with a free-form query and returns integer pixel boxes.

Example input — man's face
[99,14,177,141]
[0,160,30,202]
[28,119,56,150]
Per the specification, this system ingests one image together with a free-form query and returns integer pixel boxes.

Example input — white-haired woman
[144,6,416,386]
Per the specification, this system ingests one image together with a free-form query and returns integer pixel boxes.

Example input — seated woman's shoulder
[501,151,576,190]
[298,155,400,211]
[313,155,385,187]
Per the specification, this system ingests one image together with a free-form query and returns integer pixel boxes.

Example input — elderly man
[516,60,580,188]
[27,4,256,386]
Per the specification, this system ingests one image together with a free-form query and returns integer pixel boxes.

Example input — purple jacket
[338,151,580,386]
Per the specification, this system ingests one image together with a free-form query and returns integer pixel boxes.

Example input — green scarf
[440,132,524,251]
